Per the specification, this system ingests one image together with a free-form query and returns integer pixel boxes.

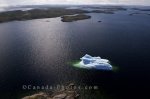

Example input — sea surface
[0,6,150,99]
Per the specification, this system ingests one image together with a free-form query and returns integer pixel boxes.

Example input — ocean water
[0,6,150,99]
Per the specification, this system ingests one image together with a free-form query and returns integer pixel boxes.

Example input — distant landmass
[0,6,127,23]
[61,14,91,22]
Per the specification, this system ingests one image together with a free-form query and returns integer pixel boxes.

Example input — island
[98,21,102,22]
[0,6,127,23]
[0,8,89,23]
[91,10,115,14]
[61,14,91,22]
[22,83,80,99]
[132,8,150,11]
[129,12,150,16]
[22,83,103,99]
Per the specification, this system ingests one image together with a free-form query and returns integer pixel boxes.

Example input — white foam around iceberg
[79,54,112,70]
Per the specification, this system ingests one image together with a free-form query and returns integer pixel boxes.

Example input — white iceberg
[79,54,112,70]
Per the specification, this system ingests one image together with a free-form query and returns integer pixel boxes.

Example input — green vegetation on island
[0,6,127,23]
[0,8,89,23]
[61,14,91,22]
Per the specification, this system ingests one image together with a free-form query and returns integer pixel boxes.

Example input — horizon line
[0,3,150,7]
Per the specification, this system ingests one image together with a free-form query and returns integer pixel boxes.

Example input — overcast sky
[0,0,150,6]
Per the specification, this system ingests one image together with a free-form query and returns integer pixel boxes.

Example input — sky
[0,0,150,6]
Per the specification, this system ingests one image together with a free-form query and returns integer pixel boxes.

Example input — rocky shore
[22,83,80,99]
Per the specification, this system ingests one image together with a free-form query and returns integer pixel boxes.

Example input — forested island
[0,8,88,23]
[0,6,127,23]
[61,14,91,22]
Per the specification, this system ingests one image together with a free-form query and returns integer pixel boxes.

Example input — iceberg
[78,54,112,70]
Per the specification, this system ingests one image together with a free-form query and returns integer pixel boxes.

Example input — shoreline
[0,6,127,23]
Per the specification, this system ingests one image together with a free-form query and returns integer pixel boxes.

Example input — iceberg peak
[79,54,112,70]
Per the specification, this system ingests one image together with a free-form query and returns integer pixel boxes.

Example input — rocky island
[61,14,91,22]
[21,83,103,99]
[22,83,80,99]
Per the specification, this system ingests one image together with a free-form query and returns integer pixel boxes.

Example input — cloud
[0,0,150,6]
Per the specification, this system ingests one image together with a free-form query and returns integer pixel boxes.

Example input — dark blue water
[0,7,150,99]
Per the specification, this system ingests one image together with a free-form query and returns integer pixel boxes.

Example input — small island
[129,12,150,16]
[98,21,102,22]
[61,14,91,22]
[132,8,150,11]
[91,10,115,14]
